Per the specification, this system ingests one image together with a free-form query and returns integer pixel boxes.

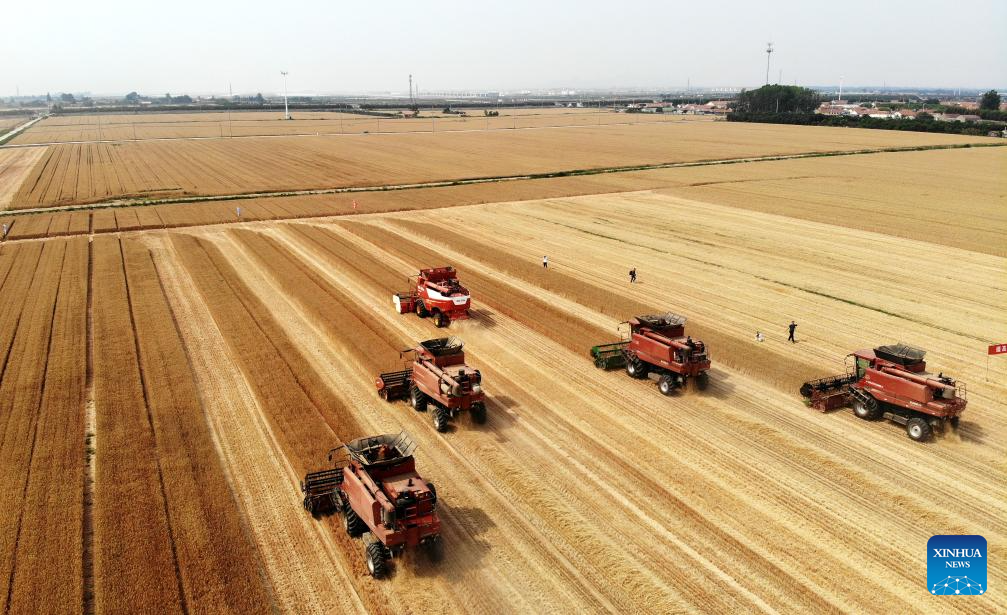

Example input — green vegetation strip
[2,140,1003,220]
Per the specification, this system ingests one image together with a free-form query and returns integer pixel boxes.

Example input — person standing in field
[755,331,765,343]
[788,321,798,343]
[629,268,637,283]
[543,255,549,269]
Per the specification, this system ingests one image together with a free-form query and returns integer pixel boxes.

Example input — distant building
[940,100,979,110]
[893,108,919,119]
[933,113,979,122]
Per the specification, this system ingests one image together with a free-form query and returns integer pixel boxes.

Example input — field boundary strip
[2,141,1002,223]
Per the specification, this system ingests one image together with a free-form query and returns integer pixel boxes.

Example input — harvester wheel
[343,503,366,537]
[434,311,448,328]
[658,375,676,396]
[470,402,487,425]
[424,535,444,562]
[415,301,429,318]
[433,407,450,433]
[950,417,960,429]
[366,542,389,579]
[906,418,932,442]
[410,386,428,412]
[852,395,880,420]
[626,358,648,379]
[426,482,437,506]
[303,496,314,515]
[696,372,710,391]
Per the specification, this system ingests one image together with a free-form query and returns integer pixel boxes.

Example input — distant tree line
[727,112,1005,136]
[734,85,822,114]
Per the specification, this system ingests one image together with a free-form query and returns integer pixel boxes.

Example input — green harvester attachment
[590,341,629,369]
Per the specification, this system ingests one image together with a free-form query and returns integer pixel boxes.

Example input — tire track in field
[149,235,368,615]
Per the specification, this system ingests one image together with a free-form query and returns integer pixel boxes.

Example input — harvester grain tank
[300,432,440,578]
[393,266,471,328]
[591,313,711,394]
[376,337,487,432]
[800,343,967,442]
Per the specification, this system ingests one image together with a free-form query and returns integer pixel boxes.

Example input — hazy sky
[3,0,1005,96]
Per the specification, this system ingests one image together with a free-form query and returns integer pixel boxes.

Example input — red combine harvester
[590,313,711,394]
[300,432,440,578]
[800,343,967,442]
[393,266,471,328]
[376,337,487,432]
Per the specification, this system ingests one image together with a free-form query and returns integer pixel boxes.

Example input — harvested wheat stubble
[91,236,181,613]
[152,236,370,615]
[10,122,993,209]
[7,238,87,613]
[91,211,117,233]
[120,239,273,612]
[0,240,65,610]
[6,214,51,240]
[0,147,48,210]
[170,234,390,615]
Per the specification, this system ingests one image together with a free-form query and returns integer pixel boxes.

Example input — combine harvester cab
[800,343,967,442]
[591,313,711,394]
[393,266,471,328]
[300,432,440,578]
[376,337,487,432]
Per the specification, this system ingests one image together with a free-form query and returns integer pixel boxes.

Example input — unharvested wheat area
[0,120,1004,614]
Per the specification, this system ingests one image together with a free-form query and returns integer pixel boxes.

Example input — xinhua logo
[928,535,987,596]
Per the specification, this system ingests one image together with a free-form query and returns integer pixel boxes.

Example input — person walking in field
[788,321,798,343]
[629,268,637,283]
[755,331,765,343]
[542,255,549,269]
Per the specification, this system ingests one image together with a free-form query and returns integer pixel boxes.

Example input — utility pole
[280,71,290,119]
[409,74,414,109]
[765,42,774,85]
